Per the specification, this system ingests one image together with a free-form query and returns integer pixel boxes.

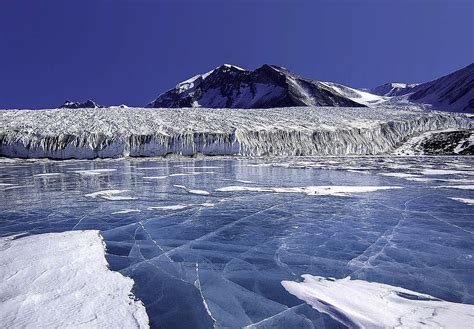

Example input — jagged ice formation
[0,106,472,159]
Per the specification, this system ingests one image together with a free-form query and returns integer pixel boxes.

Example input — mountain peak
[60,100,102,109]
[148,64,365,109]
[221,64,246,71]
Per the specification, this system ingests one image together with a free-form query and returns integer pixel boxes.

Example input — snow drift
[0,106,472,159]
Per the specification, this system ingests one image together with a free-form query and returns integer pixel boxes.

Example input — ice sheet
[1,156,473,328]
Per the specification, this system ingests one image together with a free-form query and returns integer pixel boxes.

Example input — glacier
[0,106,472,159]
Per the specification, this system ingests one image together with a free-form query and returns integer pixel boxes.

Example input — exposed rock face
[418,130,473,155]
[148,64,366,109]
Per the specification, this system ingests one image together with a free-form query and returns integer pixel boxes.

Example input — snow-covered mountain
[371,63,473,113]
[148,64,367,108]
[60,100,102,109]
[370,83,419,97]
[148,63,473,113]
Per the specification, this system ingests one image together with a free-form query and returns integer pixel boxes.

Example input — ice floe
[0,231,149,328]
[436,185,474,190]
[85,189,137,200]
[147,203,214,211]
[143,176,168,180]
[147,205,189,211]
[112,208,141,215]
[33,173,64,177]
[450,198,474,205]
[282,275,474,328]
[174,184,211,195]
[215,185,403,196]
[379,172,420,178]
[420,169,474,176]
[73,168,117,176]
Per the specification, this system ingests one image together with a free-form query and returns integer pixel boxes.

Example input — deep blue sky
[0,0,473,109]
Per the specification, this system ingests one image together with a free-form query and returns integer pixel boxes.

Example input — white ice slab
[282,275,474,328]
[450,197,474,205]
[379,172,420,178]
[0,230,149,328]
[74,169,117,176]
[436,185,474,190]
[174,184,210,195]
[85,189,137,200]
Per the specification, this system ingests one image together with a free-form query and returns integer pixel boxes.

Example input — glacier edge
[0,107,472,159]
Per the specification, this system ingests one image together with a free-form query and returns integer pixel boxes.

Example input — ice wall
[0,107,471,159]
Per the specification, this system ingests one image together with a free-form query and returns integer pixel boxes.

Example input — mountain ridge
[147,64,367,109]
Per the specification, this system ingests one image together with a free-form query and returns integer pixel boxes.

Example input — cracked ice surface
[0,156,473,328]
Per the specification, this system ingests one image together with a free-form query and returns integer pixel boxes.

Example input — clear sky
[0,0,473,109]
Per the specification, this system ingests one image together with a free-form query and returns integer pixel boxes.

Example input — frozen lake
[1,156,473,328]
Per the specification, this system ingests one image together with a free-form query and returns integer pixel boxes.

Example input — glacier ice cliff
[0,106,472,159]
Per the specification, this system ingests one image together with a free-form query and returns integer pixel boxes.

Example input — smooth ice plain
[0,156,473,328]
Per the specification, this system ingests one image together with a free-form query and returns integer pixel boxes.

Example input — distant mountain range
[63,62,474,113]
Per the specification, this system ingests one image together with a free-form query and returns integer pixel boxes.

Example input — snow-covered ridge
[0,106,471,159]
[0,231,149,328]
[370,82,420,97]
